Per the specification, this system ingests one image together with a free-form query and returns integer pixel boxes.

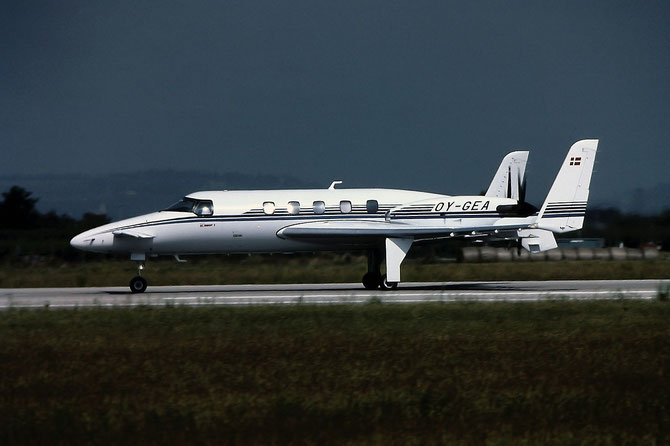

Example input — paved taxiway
[1,280,667,310]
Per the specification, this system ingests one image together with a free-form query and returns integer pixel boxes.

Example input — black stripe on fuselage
[93,211,507,236]
[541,214,585,218]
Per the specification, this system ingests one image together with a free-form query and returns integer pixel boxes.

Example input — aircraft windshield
[164,198,214,216]
[165,198,197,213]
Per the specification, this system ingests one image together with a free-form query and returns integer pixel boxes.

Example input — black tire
[379,275,398,291]
[362,272,381,290]
[130,276,147,294]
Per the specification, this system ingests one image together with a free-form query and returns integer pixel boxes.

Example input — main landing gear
[362,249,398,290]
[129,255,148,293]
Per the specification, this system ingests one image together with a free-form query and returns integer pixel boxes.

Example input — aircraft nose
[70,232,94,251]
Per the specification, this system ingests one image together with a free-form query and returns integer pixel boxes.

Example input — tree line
[579,208,670,250]
[0,186,110,231]
[0,186,110,262]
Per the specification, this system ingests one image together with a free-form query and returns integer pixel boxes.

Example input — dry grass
[2,301,670,444]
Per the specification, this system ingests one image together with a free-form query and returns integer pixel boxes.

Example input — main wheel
[130,276,148,294]
[362,272,381,290]
[379,275,398,291]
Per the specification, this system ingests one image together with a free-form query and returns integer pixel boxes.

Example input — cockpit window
[194,200,214,217]
[166,198,197,212]
[165,198,214,216]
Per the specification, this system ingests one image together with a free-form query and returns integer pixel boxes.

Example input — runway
[1,280,667,310]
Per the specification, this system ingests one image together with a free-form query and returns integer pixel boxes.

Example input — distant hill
[0,171,319,220]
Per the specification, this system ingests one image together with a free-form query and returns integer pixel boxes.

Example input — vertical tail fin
[537,139,599,233]
[485,151,529,200]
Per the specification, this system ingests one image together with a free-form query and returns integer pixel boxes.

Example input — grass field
[1,255,670,288]
[2,301,670,444]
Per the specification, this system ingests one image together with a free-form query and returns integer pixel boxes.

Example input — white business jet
[71,139,598,293]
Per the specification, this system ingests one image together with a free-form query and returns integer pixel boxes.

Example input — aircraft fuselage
[70,188,521,256]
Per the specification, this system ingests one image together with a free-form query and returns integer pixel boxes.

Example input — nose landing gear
[129,255,148,293]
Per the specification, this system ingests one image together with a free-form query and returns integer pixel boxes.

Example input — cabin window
[194,200,214,217]
[366,199,379,214]
[313,201,325,214]
[287,201,300,215]
[263,201,276,215]
[340,200,352,213]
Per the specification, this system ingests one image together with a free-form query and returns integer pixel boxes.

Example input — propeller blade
[518,172,527,204]
[506,166,512,199]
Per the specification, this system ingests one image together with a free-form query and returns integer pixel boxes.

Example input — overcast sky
[2,1,669,204]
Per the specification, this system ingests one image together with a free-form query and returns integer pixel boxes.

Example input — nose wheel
[130,276,148,293]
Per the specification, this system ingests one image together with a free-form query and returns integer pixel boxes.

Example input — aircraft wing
[277,220,532,241]
[112,229,155,239]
